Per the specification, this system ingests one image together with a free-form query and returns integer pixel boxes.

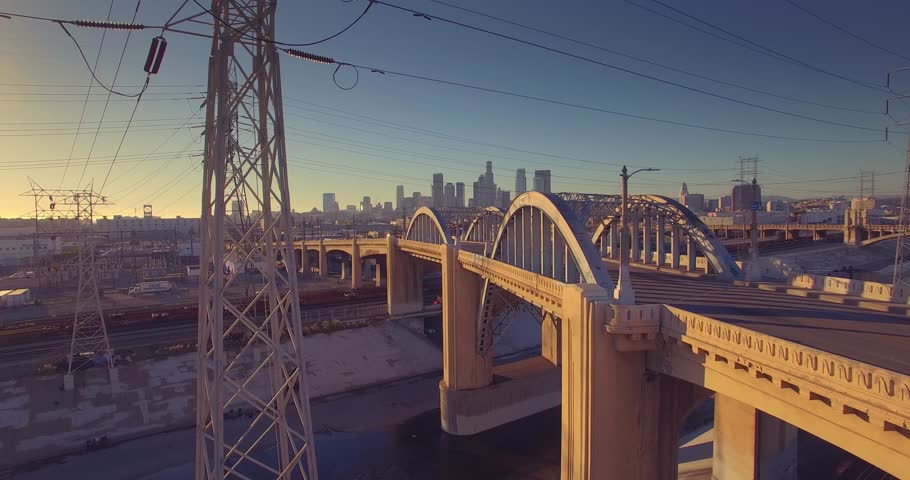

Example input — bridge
[300,191,910,479]
[710,219,905,245]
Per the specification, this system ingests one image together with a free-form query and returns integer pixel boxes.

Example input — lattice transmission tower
[893,138,910,289]
[23,179,114,389]
[194,1,318,478]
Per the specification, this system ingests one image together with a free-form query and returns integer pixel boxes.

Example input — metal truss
[195,1,317,479]
[23,179,114,376]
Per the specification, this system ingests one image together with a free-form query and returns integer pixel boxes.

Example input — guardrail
[302,303,388,324]
[397,239,443,262]
[789,273,910,305]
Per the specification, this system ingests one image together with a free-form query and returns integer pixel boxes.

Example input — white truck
[128,281,175,296]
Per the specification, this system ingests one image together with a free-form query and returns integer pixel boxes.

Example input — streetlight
[614,165,660,305]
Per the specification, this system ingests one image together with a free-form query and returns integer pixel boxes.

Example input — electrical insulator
[73,19,144,30]
[144,36,167,74]
[283,49,334,64]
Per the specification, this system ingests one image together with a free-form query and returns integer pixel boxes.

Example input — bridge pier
[631,217,641,263]
[386,236,424,316]
[713,394,797,480]
[561,284,707,480]
[318,240,327,279]
[351,238,362,289]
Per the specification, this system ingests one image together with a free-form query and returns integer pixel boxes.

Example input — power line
[284,97,738,173]
[286,51,883,143]
[57,22,149,98]
[633,0,889,93]
[80,0,146,190]
[57,0,115,189]
[782,0,910,62]
[189,0,374,46]
[371,0,885,132]
[425,0,879,115]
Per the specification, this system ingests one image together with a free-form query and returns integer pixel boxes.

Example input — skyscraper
[533,170,551,194]
[361,196,372,212]
[515,168,527,196]
[432,173,444,207]
[444,183,456,207]
[455,182,465,208]
[395,185,405,211]
[322,193,338,213]
[472,162,498,207]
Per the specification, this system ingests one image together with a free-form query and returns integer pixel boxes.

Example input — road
[617,266,910,375]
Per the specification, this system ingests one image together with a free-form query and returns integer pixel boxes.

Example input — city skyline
[1,0,909,218]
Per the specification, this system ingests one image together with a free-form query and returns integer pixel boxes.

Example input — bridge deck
[616,267,910,375]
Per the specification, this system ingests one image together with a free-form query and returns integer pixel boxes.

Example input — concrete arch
[405,207,450,245]
[461,207,504,245]
[582,194,742,279]
[477,192,612,355]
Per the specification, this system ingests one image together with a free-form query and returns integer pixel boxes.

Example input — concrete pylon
[656,216,666,267]
[351,237,362,289]
[318,240,327,279]
[713,394,798,480]
[643,215,653,265]
[386,236,424,316]
[561,284,706,480]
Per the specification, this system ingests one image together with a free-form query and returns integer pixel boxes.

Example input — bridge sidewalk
[735,280,910,316]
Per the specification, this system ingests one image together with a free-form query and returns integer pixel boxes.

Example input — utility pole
[23,180,115,390]
[193,1,317,479]
[614,165,659,305]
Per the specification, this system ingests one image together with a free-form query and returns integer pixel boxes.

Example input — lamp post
[615,165,660,305]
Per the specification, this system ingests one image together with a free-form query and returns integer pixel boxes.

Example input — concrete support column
[562,284,700,480]
[686,235,697,272]
[386,236,424,316]
[374,260,382,287]
[643,215,653,265]
[713,394,798,480]
[340,261,347,280]
[655,216,666,267]
[318,241,327,279]
[299,248,308,274]
[541,312,560,366]
[631,216,641,263]
[351,239,362,289]
[670,224,681,269]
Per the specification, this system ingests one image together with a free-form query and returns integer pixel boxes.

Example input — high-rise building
[533,170,551,194]
[472,162,498,207]
[498,189,511,209]
[432,173,444,207]
[732,183,762,211]
[322,193,338,213]
[707,198,719,212]
[395,185,405,211]
[383,201,393,212]
[719,195,733,212]
[679,183,689,203]
[444,183,456,207]
[515,168,527,196]
[684,193,705,212]
[455,182,465,208]
[361,196,372,212]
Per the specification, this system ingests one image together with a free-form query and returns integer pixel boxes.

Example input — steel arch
[461,206,505,245]
[405,207,450,245]
[563,193,742,279]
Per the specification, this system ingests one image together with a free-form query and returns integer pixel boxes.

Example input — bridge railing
[789,273,910,304]
[302,303,389,324]
[398,239,443,262]
[660,305,910,434]
[458,250,565,317]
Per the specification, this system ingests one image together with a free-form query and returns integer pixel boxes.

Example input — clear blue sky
[2,0,909,217]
